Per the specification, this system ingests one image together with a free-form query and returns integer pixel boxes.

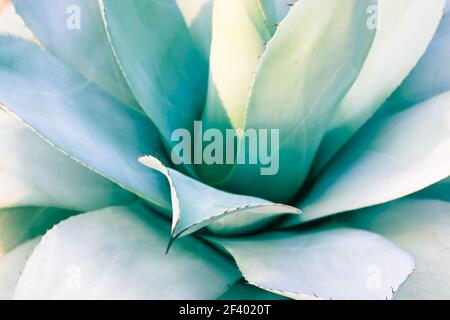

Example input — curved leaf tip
[139,155,301,243]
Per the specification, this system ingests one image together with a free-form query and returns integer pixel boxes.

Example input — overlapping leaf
[209,225,414,300]
[0,0,448,301]
[139,156,300,238]
[14,203,240,299]
[0,207,75,254]
[199,0,275,183]
[220,0,377,202]
[219,281,288,300]
[314,0,445,173]
[0,109,134,212]
[203,0,273,131]
[259,0,291,30]
[338,198,450,299]
[13,0,139,109]
[100,0,208,154]
[176,0,213,60]
[0,36,171,212]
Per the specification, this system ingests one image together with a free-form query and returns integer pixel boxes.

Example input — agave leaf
[176,0,213,60]
[13,203,240,299]
[220,0,377,202]
[287,91,450,225]
[413,177,450,202]
[218,280,288,300]
[0,0,34,40]
[0,36,171,212]
[259,0,291,31]
[0,238,39,300]
[139,156,300,238]
[100,0,208,153]
[0,109,135,211]
[209,225,414,300]
[381,12,450,114]
[338,198,450,299]
[13,0,139,109]
[0,207,75,254]
[203,0,272,131]
[314,0,445,174]
[198,0,275,182]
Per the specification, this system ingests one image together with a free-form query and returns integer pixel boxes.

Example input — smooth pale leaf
[288,91,450,225]
[220,0,377,202]
[0,109,135,211]
[0,207,75,254]
[14,203,240,299]
[176,0,213,60]
[0,36,171,212]
[100,0,207,149]
[203,0,272,131]
[314,0,445,174]
[338,198,450,299]
[13,0,138,109]
[199,0,275,182]
[0,238,39,300]
[381,12,450,113]
[139,156,300,238]
[210,225,414,300]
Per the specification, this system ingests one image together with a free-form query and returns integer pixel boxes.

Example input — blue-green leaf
[0,207,75,254]
[338,198,450,299]
[203,0,273,130]
[289,91,450,225]
[314,0,445,174]
[13,0,139,109]
[210,225,414,299]
[0,36,171,212]
[139,156,300,238]
[0,1,34,40]
[14,203,240,299]
[219,280,288,300]
[176,0,213,60]
[199,0,274,182]
[0,238,39,300]
[0,109,135,212]
[381,11,450,113]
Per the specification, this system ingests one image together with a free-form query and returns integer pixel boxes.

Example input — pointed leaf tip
[139,155,301,240]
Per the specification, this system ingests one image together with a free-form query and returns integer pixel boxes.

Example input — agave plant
[0,0,449,300]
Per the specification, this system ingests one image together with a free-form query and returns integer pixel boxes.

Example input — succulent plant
[0,0,449,300]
